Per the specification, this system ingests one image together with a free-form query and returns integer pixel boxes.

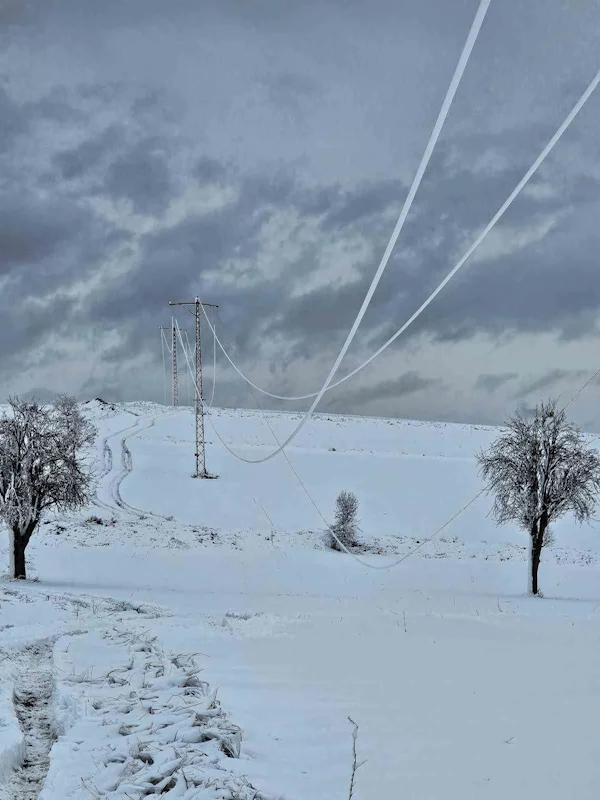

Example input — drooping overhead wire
[198,66,600,406]
[562,366,600,412]
[178,314,600,569]
[160,327,173,355]
[208,311,217,409]
[183,329,196,361]
[169,11,600,564]
[183,329,194,406]
[191,0,491,464]
[176,318,487,568]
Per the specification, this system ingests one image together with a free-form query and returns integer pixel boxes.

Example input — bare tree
[0,396,96,579]
[478,399,600,596]
[330,490,359,551]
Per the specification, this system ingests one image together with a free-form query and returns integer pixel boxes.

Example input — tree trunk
[12,531,27,580]
[530,529,544,597]
[11,520,37,580]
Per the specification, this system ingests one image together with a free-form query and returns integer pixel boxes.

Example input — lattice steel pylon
[159,323,184,407]
[168,297,218,478]
[171,318,179,407]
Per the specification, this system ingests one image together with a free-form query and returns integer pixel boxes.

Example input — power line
[190,0,490,465]
[183,330,196,406]
[178,314,600,570]
[207,310,217,409]
[169,11,600,563]
[562,366,600,412]
[176,319,484,569]
[198,65,600,408]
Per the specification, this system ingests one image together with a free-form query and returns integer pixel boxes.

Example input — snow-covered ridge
[3,402,600,798]
[70,401,600,563]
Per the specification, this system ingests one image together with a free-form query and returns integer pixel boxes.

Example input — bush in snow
[0,395,96,579]
[329,490,359,551]
[477,398,600,596]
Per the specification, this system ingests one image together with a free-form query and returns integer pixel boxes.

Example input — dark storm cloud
[341,372,443,408]
[103,137,174,216]
[0,201,128,367]
[53,124,123,181]
[266,126,600,350]
[194,157,228,184]
[29,87,83,124]
[0,89,130,371]
[475,373,518,393]
[416,204,600,345]
[321,180,402,231]
[3,0,600,423]
[77,116,600,396]
[0,0,34,26]
[513,368,589,400]
[261,72,322,125]
[0,86,29,152]
[0,191,110,272]
[85,167,403,370]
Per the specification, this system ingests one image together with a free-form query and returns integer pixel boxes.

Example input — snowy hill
[2,402,600,799]
[23,400,600,564]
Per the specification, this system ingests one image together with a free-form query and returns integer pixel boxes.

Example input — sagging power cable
[199,65,600,407]
[192,0,492,464]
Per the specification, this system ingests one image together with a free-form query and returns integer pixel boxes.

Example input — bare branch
[477,398,600,594]
[0,396,97,578]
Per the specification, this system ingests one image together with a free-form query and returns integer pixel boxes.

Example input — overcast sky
[2,0,600,427]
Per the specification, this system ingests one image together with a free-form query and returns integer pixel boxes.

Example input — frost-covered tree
[0,396,96,579]
[330,490,359,551]
[478,399,600,596]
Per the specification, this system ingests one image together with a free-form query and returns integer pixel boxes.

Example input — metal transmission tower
[159,322,186,407]
[171,320,179,406]
[168,297,218,478]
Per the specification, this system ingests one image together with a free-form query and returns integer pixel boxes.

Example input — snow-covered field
[2,400,600,798]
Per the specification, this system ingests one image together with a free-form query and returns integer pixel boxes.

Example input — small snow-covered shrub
[329,490,359,551]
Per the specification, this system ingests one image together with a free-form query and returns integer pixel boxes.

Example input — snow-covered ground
[1,400,600,798]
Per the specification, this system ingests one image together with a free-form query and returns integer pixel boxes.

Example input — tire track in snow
[92,415,143,519]
[107,411,178,521]
[1,640,55,800]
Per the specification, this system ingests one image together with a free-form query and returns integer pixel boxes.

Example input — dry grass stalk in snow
[43,628,269,799]
[347,717,366,800]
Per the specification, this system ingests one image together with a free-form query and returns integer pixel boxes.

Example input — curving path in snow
[93,409,177,522]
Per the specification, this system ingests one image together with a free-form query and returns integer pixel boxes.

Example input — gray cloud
[53,124,123,180]
[335,372,443,410]
[475,373,518,393]
[513,368,589,400]
[0,193,76,268]
[262,72,321,111]
[3,1,600,429]
[0,86,30,152]
[103,137,174,216]
[194,157,228,185]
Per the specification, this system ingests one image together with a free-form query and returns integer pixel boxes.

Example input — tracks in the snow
[93,412,176,522]
[2,641,55,800]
